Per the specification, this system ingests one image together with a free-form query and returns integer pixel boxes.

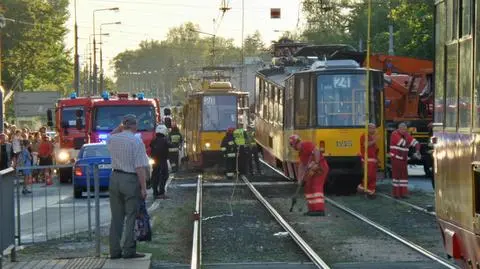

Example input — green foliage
[301,0,434,59]
[113,22,265,105]
[1,0,73,95]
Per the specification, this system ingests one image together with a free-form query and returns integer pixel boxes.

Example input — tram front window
[202,95,237,131]
[316,73,376,127]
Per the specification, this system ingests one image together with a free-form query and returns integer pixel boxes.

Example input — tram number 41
[333,76,351,88]
[336,140,352,148]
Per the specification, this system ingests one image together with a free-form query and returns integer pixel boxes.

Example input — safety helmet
[155,124,168,135]
[288,134,301,147]
[227,127,235,134]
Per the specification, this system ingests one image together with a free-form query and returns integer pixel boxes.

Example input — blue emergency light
[98,133,109,143]
[137,93,144,100]
[70,92,77,99]
[102,91,110,100]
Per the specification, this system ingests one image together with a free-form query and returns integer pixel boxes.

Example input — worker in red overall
[357,123,379,197]
[289,135,329,216]
[390,122,421,198]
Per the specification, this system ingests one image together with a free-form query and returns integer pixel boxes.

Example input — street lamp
[99,21,121,93]
[189,29,216,66]
[93,7,119,95]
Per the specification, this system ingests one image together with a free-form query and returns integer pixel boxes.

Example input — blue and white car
[73,143,112,198]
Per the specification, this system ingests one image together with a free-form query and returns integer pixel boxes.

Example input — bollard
[93,165,100,257]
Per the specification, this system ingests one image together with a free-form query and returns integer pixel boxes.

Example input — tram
[183,80,249,169]
[433,0,480,265]
[255,42,386,195]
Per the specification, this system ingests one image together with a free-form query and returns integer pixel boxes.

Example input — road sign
[14,91,60,117]
[270,8,281,19]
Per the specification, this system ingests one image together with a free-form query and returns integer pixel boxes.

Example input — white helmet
[155,124,168,135]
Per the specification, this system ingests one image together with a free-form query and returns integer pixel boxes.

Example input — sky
[64,0,303,78]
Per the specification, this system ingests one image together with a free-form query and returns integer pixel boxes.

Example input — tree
[2,0,72,95]
[244,30,264,56]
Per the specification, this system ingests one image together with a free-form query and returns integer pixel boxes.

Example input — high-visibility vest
[233,129,246,146]
[169,133,182,144]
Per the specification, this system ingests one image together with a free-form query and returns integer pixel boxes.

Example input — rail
[376,192,436,216]
[190,174,202,269]
[260,159,458,269]
[241,175,330,269]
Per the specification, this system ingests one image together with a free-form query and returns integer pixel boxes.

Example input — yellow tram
[432,0,480,265]
[183,81,249,169]
[254,44,386,195]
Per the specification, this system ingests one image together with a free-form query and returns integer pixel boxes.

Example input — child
[22,140,33,194]
[12,130,22,167]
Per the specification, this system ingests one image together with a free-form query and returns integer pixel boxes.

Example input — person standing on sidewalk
[38,135,54,186]
[21,140,33,194]
[0,133,13,170]
[107,114,148,259]
[150,124,171,199]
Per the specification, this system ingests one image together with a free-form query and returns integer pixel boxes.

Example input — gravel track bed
[330,194,446,259]
[255,185,430,264]
[201,186,309,264]
[376,183,436,210]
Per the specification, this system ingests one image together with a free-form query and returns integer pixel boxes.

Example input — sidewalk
[2,254,151,269]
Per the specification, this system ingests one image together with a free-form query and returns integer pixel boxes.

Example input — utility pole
[240,0,244,90]
[0,11,5,134]
[74,0,80,96]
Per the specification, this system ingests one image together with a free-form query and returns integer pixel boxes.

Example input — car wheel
[74,187,83,199]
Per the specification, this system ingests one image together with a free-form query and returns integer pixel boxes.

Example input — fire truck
[49,92,161,183]
[47,93,97,183]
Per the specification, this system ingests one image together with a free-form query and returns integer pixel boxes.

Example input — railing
[13,164,103,256]
[0,167,16,269]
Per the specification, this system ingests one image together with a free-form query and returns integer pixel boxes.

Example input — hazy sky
[64,0,303,78]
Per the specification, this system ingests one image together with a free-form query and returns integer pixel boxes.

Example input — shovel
[289,181,304,212]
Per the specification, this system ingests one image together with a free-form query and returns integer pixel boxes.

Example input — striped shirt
[106,130,149,173]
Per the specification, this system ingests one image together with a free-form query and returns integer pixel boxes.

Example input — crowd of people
[1,123,56,194]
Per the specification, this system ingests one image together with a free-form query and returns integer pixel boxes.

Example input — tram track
[259,159,459,269]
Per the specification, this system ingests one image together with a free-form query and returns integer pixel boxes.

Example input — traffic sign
[14,91,60,117]
[270,8,281,19]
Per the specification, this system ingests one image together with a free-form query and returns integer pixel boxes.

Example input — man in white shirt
[107,114,148,259]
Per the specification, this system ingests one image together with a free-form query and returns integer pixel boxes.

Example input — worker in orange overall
[357,123,379,198]
[289,134,329,216]
[390,122,421,198]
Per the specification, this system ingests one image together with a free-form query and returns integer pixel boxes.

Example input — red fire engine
[48,93,97,183]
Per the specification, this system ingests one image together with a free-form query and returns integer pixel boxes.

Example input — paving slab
[102,253,151,269]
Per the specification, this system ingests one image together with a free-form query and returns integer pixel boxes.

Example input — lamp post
[74,0,80,96]
[189,29,216,66]
[89,33,108,95]
[93,7,119,95]
[99,21,120,93]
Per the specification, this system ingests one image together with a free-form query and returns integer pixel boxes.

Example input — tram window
[271,86,276,123]
[445,43,458,128]
[435,2,446,125]
[447,0,458,40]
[202,95,237,131]
[317,73,374,127]
[459,40,472,128]
[285,78,294,129]
[278,88,284,126]
[309,76,317,126]
[263,84,269,121]
[255,77,260,112]
[259,81,264,118]
[460,0,472,36]
[295,75,309,128]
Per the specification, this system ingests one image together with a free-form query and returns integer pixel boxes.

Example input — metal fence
[0,167,17,268]
[13,164,103,256]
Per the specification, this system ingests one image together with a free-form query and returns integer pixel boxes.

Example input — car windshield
[202,95,237,131]
[93,105,155,132]
[61,106,85,128]
[81,145,110,159]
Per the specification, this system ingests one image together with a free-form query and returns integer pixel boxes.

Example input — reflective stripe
[220,147,226,151]
[366,189,376,195]
[392,155,404,160]
[228,141,235,145]
[367,158,377,163]
[226,172,234,176]
[307,198,325,204]
[357,184,365,190]
[305,192,324,198]
[410,140,418,147]
[226,153,236,157]
[398,179,408,183]
[169,148,179,152]
[396,138,406,146]
[390,146,409,152]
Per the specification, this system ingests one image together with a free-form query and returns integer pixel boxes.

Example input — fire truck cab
[90,92,161,157]
[48,93,95,183]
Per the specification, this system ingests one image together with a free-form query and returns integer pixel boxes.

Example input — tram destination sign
[14,91,60,117]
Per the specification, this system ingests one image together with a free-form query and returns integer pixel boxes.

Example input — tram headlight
[57,150,70,163]
[205,142,211,149]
